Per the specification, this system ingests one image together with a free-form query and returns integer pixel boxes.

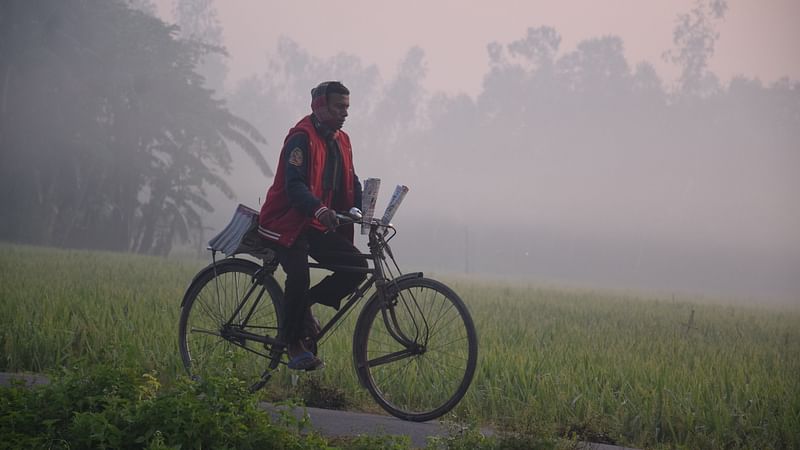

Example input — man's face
[325,93,349,130]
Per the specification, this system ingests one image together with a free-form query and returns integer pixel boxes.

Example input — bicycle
[178,209,478,422]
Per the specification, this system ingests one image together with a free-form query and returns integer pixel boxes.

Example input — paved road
[0,372,49,387]
[1,372,637,449]
[263,403,464,448]
[265,403,637,450]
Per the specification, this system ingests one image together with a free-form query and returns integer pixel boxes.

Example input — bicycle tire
[179,258,284,391]
[353,277,478,422]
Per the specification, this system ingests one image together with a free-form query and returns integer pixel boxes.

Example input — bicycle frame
[297,221,426,344]
[216,220,422,353]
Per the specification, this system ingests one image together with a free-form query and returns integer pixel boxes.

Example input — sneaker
[287,351,325,371]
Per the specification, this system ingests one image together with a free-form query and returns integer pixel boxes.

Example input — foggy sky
[152,0,800,96]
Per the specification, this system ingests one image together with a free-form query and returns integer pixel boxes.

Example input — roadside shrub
[0,365,329,449]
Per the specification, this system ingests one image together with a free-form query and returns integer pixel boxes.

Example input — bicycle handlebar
[332,210,396,237]
[334,212,386,227]
[334,207,363,223]
[334,213,357,224]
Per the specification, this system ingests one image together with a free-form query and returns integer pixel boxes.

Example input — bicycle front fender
[352,272,422,387]
[373,272,423,303]
[180,257,262,308]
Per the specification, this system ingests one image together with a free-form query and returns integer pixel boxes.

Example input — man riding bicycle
[258,81,367,370]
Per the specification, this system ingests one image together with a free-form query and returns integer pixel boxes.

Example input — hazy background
[152,0,800,97]
[2,0,798,304]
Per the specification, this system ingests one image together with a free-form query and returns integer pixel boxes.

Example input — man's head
[311,81,350,130]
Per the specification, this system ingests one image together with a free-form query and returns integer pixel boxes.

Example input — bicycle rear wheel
[353,277,478,422]
[179,258,283,391]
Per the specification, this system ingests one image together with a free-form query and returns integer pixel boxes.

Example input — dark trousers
[276,229,368,343]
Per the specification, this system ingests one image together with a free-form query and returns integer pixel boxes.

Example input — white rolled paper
[380,185,409,226]
[360,178,381,234]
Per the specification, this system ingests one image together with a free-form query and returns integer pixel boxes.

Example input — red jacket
[258,116,355,247]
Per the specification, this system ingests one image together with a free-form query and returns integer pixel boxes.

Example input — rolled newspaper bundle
[360,178,381,234]
[380,185,409,226]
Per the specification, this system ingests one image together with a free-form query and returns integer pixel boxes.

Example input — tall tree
[172,0,228,96]
[664,0,728,96]
[0,0,270,254]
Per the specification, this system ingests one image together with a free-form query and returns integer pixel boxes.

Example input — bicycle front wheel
[179,258,283,391]
[353,277,478,422]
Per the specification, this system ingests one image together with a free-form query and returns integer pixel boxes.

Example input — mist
[216,7,799,304]
[2,0,798,304]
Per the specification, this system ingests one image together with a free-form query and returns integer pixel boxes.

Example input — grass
[1,243,798,449]
[455,281,800,448]
[0,244,199,376]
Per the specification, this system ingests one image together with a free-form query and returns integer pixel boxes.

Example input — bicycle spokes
[354,278,478,422]
[179,259,284,391]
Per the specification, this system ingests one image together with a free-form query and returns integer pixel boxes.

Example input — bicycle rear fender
[180,257,262,307]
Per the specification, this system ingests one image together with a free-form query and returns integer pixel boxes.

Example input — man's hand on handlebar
[318,207,365,231]
[316,207,339,230]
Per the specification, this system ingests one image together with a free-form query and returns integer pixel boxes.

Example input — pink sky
[154,0,799,94]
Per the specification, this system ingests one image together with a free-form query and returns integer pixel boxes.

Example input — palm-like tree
[0,0,271,254]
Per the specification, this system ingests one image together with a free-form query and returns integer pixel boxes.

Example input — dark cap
[311,81,349,101]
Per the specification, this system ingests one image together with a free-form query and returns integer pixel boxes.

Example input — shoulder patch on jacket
[288,147,304,166]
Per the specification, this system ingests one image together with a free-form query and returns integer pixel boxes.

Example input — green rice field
[1,243,798,449]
